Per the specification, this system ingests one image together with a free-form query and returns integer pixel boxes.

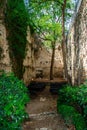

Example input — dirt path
[23,86,68,130]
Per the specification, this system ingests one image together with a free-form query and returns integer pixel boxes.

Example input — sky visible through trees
[23,0,79,79]
[24,0,79,30]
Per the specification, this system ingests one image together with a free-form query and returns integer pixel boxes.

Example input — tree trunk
[61,0,67,78]
[50,41,56,80]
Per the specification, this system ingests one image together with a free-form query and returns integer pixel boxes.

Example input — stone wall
[66,0,87,85]
[35,44,64,79]
[0,18,36,85]
[0,0,12,72]
[0,19,12,72]
[23,27,36,85]
[0,1,36,84]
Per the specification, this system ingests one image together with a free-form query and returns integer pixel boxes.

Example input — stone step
[29,111,58,120]
[35,128,52,130]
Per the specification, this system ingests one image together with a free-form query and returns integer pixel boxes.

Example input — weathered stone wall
[0,18,36,85]
[54,45,64,78]
[0,19,12,72]
[35,44,64,79]
[0,0,12,72]
[0,1,36,84]
[23,27,36,85]
[66,0,87,85]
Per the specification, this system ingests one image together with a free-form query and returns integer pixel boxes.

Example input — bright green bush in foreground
[0,72,30,130]
[58,105,86,130]
[57,83,87,130]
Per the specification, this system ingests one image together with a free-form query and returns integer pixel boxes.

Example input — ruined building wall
[0,2,12,73]
[0,5,36,84]
[0,19,36,85]
[66,0,87,85]
[0,2,35,84]
[23,27,36,85]
[0,19,12,72]
[35,45,64,79]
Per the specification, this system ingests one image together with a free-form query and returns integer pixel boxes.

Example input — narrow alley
[0,0,87,130]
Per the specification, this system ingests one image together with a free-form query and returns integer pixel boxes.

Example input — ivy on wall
[5,0,29,78]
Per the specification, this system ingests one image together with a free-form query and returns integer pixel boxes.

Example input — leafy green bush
[58,83,87,118]
[58,85,78,105]
[0,72,30,130]
[57,83,87,129]
[77,81,87,118]
[58,105,86,130]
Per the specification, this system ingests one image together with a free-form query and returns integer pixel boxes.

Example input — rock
[40,97,46,102]
[35,128,39,130]
[40,128,48,130]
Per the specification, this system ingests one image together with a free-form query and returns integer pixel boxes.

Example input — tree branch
[30,20,52,41]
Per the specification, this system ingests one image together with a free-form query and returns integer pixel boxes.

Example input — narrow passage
[23,85,69,130]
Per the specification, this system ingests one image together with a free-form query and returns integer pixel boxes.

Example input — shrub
[63,82,87,119]
[0,72,30,130]
[58,105,86,130]
[58,85,78,105]
[57,83,87,129]
[77,81,87,119]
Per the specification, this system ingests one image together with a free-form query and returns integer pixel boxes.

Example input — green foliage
[77,81,87,118]
[5,0,29,78]
[0,72,30,130]
[28,0,62,45]
[58,85,78,105]
[28,0,74,37]
[58,105,86,130]
[57,83,87,129]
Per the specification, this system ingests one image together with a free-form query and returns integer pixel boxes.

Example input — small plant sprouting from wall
[5,0,29,78]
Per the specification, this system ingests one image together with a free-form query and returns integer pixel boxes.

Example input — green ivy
[5,0,29,78]
[0,72,30,130]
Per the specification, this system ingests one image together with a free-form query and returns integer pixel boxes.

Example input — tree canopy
[26,0,75,79]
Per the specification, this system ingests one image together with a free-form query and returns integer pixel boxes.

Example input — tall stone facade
[0,18,35,85]
[23,27,36,85]
[0,1,36,84]
[0,22,36,84]
[66,0,87,85]
[0,19,12,72]
[0,0,12,72]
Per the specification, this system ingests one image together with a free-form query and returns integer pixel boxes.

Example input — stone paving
[23,111,68,130]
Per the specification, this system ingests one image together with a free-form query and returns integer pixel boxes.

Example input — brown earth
[23,85,75,130]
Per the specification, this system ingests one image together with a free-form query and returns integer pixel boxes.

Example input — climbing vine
[5,0,29,78]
